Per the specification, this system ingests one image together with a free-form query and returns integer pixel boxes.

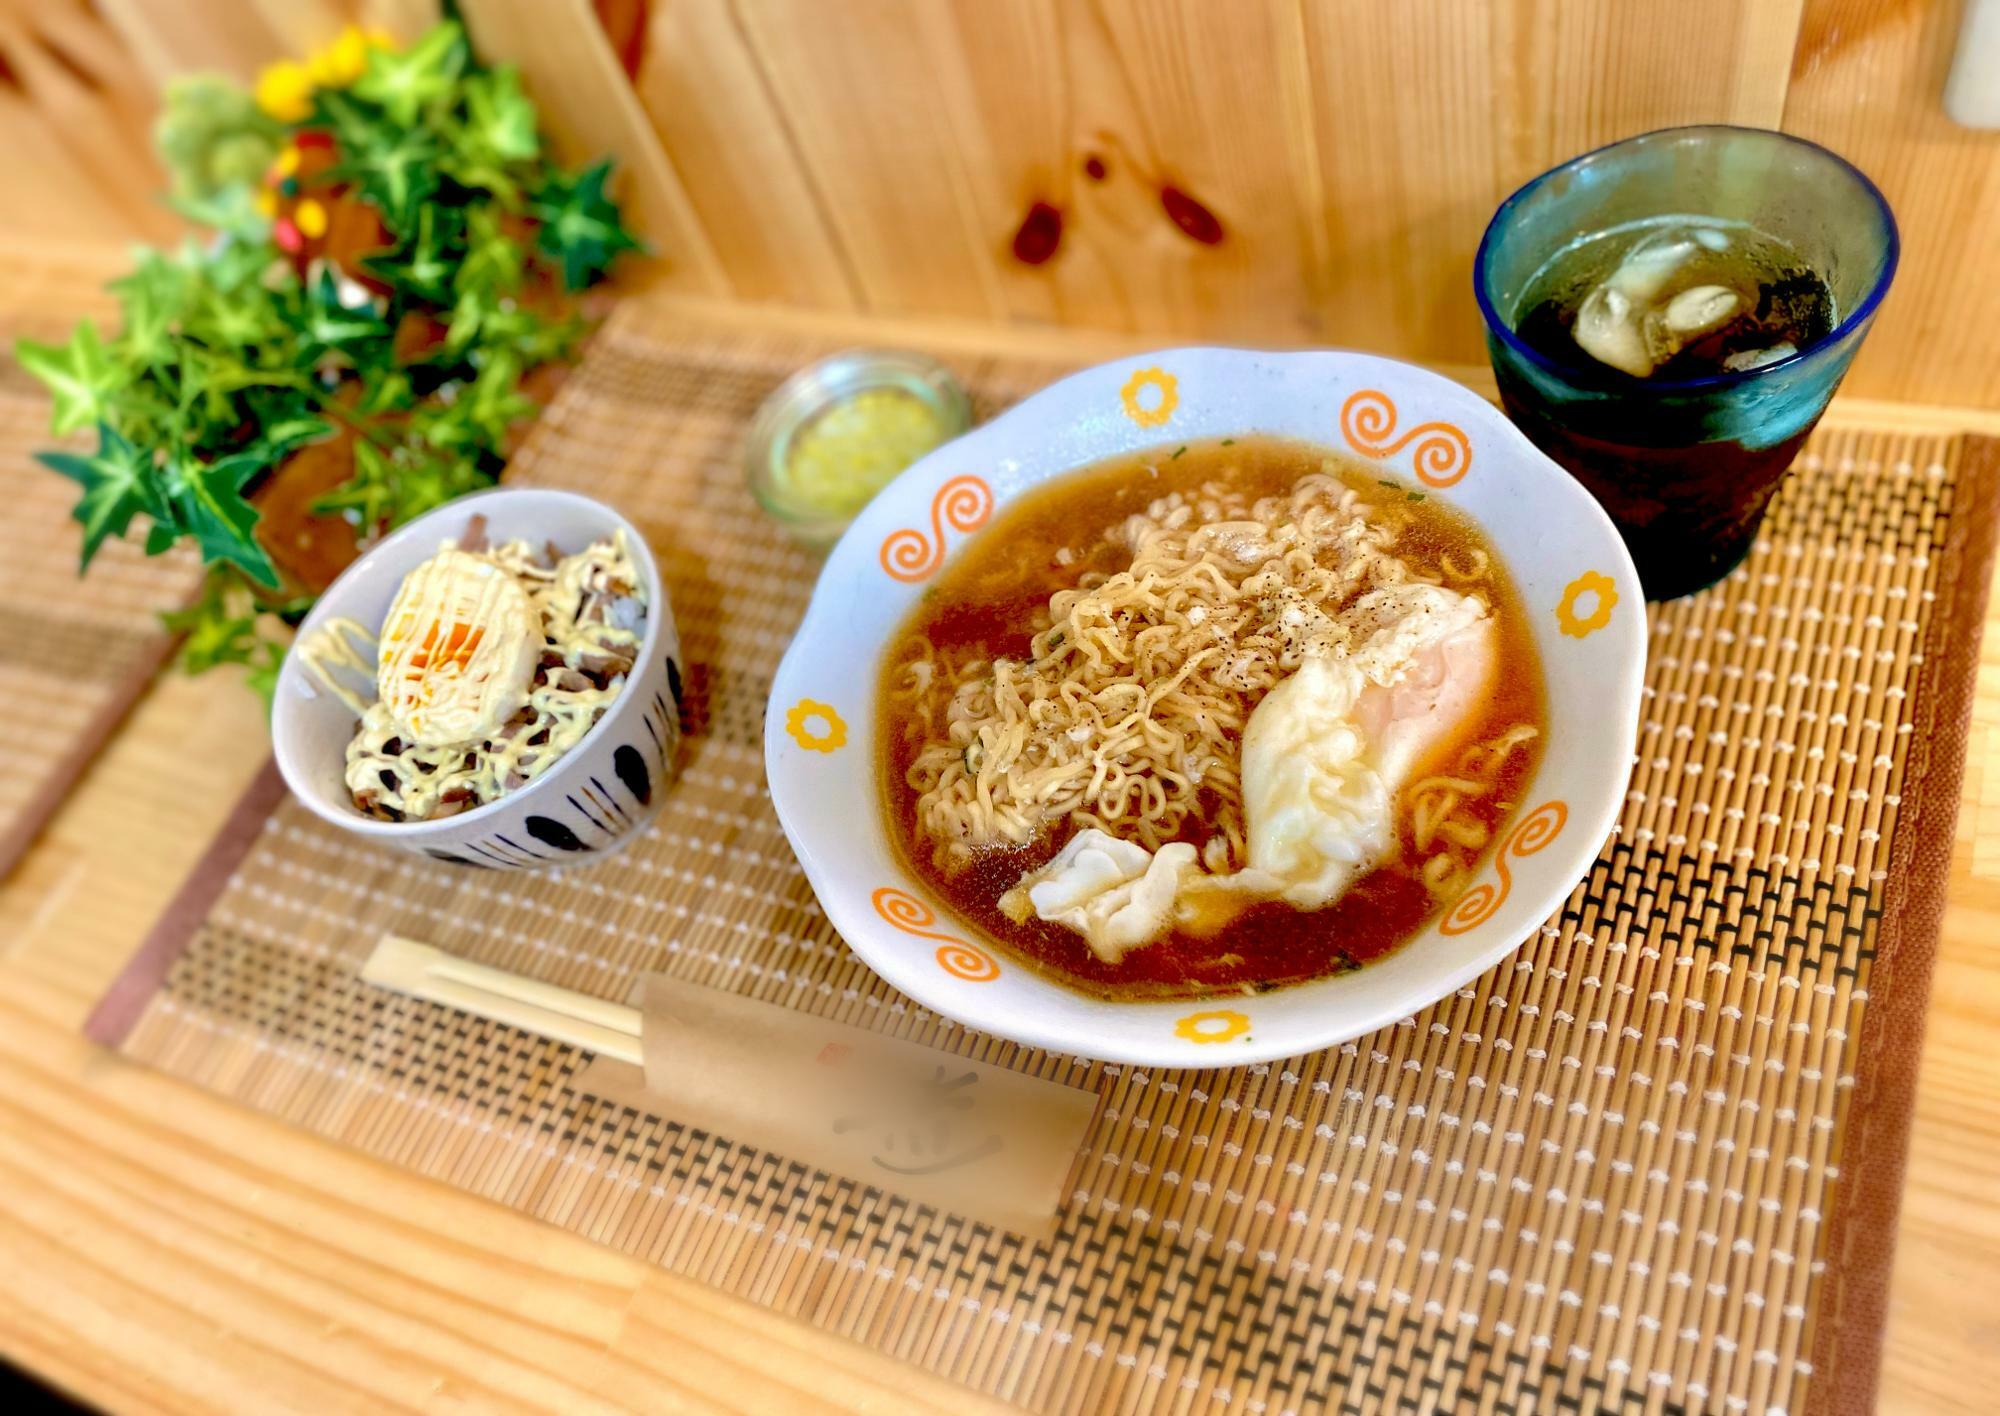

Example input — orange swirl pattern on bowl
[1339,389,1473,487]
[933,942,1002,982]
[870,886,1002,982]
[879,475,994,582]
[1438,800,1568,936]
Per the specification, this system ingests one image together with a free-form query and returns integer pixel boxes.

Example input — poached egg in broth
[1004,581,1498,961]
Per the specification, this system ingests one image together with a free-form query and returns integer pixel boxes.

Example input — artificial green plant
[16,19,641,698]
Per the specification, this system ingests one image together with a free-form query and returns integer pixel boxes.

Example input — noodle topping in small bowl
[299,521,648,823]
[276,487,680,871]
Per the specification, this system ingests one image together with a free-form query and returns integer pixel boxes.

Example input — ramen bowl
[274,487,683,871]
[766,349,1643,1066]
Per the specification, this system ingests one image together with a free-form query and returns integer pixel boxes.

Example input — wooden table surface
[0,300,1996,1414]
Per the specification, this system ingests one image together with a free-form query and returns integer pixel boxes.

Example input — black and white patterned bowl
[273,488,682,870]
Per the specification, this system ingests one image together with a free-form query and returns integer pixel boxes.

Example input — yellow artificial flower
[294,198,328,239]
[269,145,300,182]
[309,26,372,88]
[254,59,314,123]
[253,187,278,218]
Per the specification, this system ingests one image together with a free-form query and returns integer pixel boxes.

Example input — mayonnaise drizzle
[294,616,379,717]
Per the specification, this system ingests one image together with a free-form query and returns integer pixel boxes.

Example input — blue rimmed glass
[1475,126,1898,600]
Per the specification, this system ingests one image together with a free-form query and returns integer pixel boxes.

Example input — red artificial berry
[273,216,303,253]
[295,130,334,152]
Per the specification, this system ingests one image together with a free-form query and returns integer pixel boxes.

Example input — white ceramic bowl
[274,487,683,870]
[766,348,1644,1067]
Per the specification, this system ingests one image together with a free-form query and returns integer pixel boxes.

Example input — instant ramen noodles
[879,438,1546,1000]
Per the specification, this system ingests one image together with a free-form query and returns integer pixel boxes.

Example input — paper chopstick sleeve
[571,974,1099,1237]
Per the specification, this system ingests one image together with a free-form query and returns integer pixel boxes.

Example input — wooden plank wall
[5,0,1995,408]
[1782,0,2000,406]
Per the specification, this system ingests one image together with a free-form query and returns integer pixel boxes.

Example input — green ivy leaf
[318,87,442,230]
[298,267,392,363]
[444,66,540,201]
[161,568,288,705]
[185,261,290,353]
[110,251,196,369]
[161,569,259,672]
[358,126,443,229]
[531,159,642,290]
[260,410,336,455]
[487,304,584,366]
[243,646,286,705]
[384,443,492,524]
[365,204,459,307]
[465,67,539,162]
[314,432,491,532]
[162,446,279,588]
[15,322,123,436]
[411,352,535,468]
[357,369,415,415]
[197,295,277,353]
[444,205,525,351]
[172,341,305,434]
[460,351,538,441]
[36,422,166,568]
[351,20,467,128]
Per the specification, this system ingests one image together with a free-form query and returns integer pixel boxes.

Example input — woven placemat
[0,244,199,876]
[88,299,1997,1416]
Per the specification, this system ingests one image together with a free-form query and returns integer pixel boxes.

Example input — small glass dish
[746,349,973,550]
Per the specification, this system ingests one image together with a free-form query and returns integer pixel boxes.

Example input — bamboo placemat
[88,300,1996,1416]
[0,243,198,876]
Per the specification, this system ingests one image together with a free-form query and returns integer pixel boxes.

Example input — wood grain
[1784,0,2000,408]
[0,0,180,244]
[0,677,1008,1416]
[925,0,1324,339]
[0,297,1994,1411]
[1290,0,1802,357]
[720,0,1005,320]
[0,85,138,242]
[458,0,728,294]
[620,0,1804,350]
[5,0,1997,408]
[629,0,860,307]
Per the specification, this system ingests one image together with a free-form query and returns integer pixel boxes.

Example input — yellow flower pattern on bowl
[785,699,847,753]
[1119,367,1179,428]
[1175,1009,1251,1044]
[1556,570,1619,639]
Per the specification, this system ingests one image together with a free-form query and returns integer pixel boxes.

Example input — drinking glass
[1475,126,1898,599]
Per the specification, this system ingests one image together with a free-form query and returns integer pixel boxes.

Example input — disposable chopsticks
[361,934,643,1065]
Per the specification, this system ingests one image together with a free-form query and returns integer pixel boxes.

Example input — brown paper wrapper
[574,974,1099,1237]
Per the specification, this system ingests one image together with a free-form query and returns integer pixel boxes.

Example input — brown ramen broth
[877,437,1545,1000]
